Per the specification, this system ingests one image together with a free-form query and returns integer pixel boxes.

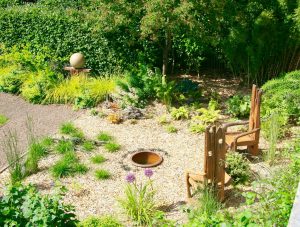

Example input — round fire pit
[131,151,163,168]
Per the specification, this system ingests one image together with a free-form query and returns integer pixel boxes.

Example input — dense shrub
[173,79,201,104]
[225,152,251,185]
[0,183,78,226]
[0,47,62,101]
[226,95,251,118]
[262,70,300,124]
[189,100,221,133]
[116,65,166,108]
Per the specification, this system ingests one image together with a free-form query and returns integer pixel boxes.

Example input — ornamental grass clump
[263,112,280,165]
[118,169,158,225]
[2,130,24,183]
[25,141,48,175]
[91,155,106,164]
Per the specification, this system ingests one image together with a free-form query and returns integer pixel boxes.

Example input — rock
[122,106,144,120]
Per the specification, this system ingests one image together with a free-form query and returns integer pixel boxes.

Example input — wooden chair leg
[248,144,259,156]
[185,171,192,198]
[230,142,237,152]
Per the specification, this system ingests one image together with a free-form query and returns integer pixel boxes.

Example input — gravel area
[0,92,80,169]
[0,98,279,225]
[0,104,204,224]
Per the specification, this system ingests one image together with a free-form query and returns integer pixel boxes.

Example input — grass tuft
[60,122,85,140]
[60,122,77,135]
[40,136,54,148]
[195,184,222,216]
[55,140,74,154]
[51,152,88,178]
[104,142,121,152]
[95,169,111,180]
[0,114,8,126]
[82,140,95,152]
[91,154,106,164]
[263,112,280,165]
[165,124,178,133]
[97,132,113,142]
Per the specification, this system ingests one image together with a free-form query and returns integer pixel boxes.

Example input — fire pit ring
[131,151,163,168]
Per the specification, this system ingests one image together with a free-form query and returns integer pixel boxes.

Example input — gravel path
[0,92,80,169]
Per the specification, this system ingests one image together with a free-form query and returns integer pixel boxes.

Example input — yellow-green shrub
[45,75,116,108]
[21,70,63,103]
[0,65,26,93]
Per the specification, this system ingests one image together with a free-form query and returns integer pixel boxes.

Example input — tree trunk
[162,31,172,76]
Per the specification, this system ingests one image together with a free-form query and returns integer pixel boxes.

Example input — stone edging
[288,182,300,227]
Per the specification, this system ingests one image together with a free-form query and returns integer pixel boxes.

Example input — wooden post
[64,66,91,76]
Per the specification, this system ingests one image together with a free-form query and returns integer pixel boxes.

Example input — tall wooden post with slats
[186,125,229,201]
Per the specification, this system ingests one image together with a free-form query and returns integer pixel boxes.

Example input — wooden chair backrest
[248,85,263,134]
[204,125,226,188]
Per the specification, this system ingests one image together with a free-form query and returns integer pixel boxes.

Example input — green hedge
[0,1,298,82]
[0,5,120,75]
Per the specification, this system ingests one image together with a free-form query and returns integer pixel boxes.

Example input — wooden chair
[185,125,231,201]
[224,84,263,156]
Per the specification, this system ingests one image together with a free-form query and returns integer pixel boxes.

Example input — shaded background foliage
[0,0,299,83]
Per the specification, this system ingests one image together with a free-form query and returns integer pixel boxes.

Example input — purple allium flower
[144,169,153,178]
[126,173,136,183]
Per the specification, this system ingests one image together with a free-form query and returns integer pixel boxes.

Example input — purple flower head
[126,173,136,183]
[144,169,153,178]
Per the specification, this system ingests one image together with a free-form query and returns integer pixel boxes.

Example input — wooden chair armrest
[234,128,260,144]
[223,121,249,131]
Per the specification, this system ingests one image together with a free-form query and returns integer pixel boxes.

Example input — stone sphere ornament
[69,53,85,68]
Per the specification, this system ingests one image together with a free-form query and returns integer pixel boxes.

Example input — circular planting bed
[131,150,163,168]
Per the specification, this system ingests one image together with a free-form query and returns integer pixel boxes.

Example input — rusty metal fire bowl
[131,151,163,168]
